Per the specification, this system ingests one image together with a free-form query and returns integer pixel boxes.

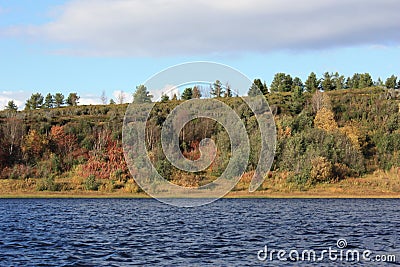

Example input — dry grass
[0,168,399,198]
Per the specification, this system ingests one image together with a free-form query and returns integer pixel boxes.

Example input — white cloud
[79,94,101,105]
[0,90,30,110]
[6,0,399,56]
[152,84,179,101]
[112,90,132,104]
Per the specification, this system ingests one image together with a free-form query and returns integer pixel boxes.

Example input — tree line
[3,72,399,111]
[5,92,80,112]
[0,84,398,192]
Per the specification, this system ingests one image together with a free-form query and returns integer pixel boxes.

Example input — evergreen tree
[348,73,361,89]
[305,72,319,93]
[43,93,55,108]
[211,80,224,97]
[252,79,268,95]
[321,72,335,91]
[292,77,304,92]
[248,83,261,97]
[375,77,384,87]
[345,77,352,89]
[133,85,152,103]
[181,87,193,100]
[359,73,373,88]
[25,93,44,110]
[224,83,233,97]
[109,99,116,105]
[160,94,170,102]
[270,73,293,92]
[332,72,345,90]
[5,100,18,112]
[66,93,80,106]
[385,75,398,89]
[54,93,65,108]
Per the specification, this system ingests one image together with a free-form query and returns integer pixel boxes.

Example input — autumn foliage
[81,129,129,180]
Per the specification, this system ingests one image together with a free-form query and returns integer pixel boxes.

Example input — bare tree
[2,112,24,158]
[200,85,211,99]
[311,90,332,114]
[100,91,108,105]
[117,90,125,104]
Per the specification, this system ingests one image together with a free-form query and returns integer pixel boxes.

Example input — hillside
[0,87,399,196]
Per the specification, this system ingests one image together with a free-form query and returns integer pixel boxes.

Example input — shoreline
[1,191,400,199]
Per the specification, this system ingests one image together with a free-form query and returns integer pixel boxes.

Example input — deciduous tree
[192,86,202,98]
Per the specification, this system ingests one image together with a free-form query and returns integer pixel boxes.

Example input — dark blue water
[0,199,399,266]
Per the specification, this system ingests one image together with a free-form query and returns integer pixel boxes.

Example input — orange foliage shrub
[81,129,129,180]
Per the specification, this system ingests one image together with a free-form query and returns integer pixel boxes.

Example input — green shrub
[84,175,99,191]
[36,176,60,191]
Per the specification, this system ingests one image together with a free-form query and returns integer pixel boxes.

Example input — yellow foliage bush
[339,121,366,150]
[314,107,338,132]
[310,156,334,183]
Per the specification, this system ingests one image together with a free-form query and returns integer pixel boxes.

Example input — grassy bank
[1,169,399,199]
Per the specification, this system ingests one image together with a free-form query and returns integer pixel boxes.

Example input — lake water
[0,199,399,266]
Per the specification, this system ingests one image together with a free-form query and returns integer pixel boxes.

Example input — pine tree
[224,83,232,97]
[332,72,345,90]
[305,72,319,93]
[248,83,260,97]
[359,73,373,88]
[211,80,224,97]
[181,87,193,100]
[252,79,268,95]
[160,94,170,102]
[321,72,335,91]
[133,85,153,103]
[54,93,65,108]
[66,93,80,106]
[43,93,55,108]
[25,93,44,110]
[292,77,304,92]
[5,100,18,112]
[385,75,398,89]
[270,73,293,92]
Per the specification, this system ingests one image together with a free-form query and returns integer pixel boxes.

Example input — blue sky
[0,0,399,109]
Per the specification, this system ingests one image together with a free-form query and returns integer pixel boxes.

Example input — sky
[0,0,399,109]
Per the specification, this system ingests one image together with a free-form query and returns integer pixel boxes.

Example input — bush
[36,176,60,191]
[333,163,352,180]
[84,175,99,191]
[310,157,334,184]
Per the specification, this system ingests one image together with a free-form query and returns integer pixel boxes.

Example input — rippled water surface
[0,199,399,266]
